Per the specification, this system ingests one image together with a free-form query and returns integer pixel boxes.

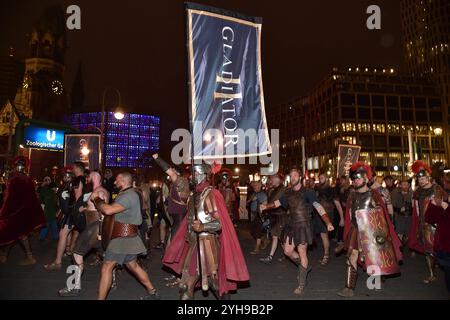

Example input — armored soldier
[408,160,447,283]
[259,172,288,264]
[281,168,334,295]
[0,156,45,265]
[162,163,249,300]
[58,171,109,297]
[44,166,76,271]
[314,173,342,265]
[338,162,402,297]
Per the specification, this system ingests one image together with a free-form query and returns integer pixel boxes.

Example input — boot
[424,255,437,284]
[294,265,311,295]
[18,239,36,266]
[337,262,357,297]
[179,283,193,300]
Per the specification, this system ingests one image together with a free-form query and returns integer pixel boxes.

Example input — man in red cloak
[408,160,447,283]
[0,156,45,265]
[338,162,402,297]
[162,163,249,299]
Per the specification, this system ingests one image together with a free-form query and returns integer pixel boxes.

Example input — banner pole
[184,3,205,293]
[301,136,306,176]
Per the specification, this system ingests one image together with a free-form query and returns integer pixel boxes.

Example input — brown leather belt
[111,221,138,239]
[85,210,100,225]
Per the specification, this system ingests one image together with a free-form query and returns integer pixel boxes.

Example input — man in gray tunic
[92,172,160,300]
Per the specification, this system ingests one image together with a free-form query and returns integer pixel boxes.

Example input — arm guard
[202,219,221,234]
[313,202,332,226]
[153,155,171,172]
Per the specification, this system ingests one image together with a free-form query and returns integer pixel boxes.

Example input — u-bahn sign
[23,125,65,151]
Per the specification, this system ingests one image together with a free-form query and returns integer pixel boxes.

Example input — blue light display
[69,112,160,168]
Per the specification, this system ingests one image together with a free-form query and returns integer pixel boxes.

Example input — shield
[101,215,115,251]
[355,207,400,275]
[420,199,436,253]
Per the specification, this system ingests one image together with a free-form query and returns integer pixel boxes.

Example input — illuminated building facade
[69,112,159,168]
[401,0,450,159]
[268,67,446,178]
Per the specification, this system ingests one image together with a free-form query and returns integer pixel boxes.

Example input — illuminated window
[373,124,386,133]
[342,136,356,145]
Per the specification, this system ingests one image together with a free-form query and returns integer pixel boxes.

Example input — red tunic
[0,172,45,246]
[162,183,250,296]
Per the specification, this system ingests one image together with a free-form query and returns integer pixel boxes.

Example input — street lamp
[434,127,443,136]
[81,146,90,156]
[101,88,124,169]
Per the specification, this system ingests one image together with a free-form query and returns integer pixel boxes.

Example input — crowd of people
[0,155,449,299]
[245,161,450,296]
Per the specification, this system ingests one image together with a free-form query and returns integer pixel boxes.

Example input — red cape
[344,189,403,266]
[163,185,250,296]
[408,198,425,253]
[0,172,45,246]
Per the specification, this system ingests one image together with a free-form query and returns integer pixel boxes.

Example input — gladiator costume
[267,184,288,239]
[58,167,75,229]
[153,155,189,238]
[338,162,402,297]
[218,170,235,221]
[0,157,45,264]
[163,164,249,300]
[282,183,332,294]
[408,160,447,283]
[59,175,109,297]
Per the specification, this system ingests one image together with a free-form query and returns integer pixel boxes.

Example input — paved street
[0,222,448,300]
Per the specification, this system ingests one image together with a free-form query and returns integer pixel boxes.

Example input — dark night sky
[1,0,404,154]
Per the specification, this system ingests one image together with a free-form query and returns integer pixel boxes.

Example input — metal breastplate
[286,188,310,222]
[197,187,214,237]
[187,187,214,240]
[350,190,375,223]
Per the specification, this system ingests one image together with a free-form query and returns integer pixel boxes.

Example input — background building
[269,67,446,178]
[69,112,160,168]
[401,0,450,159]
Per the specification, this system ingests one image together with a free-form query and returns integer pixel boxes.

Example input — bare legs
[45,225,72,270]
[282,237,310,294]
[98,260,156,300]
[319,232,330,265]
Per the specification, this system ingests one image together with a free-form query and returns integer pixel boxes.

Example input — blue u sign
[23,125,65,151]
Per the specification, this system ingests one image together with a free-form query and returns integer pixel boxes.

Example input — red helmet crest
[350,161,373,180]
[411,160,431,176]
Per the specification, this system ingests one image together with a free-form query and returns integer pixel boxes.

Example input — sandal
[319,255,330,266]
[44,261,62,270]
[423,276,437,284]
[293,286,305,295]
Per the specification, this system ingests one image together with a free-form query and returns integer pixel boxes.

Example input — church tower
[14,5,68,122]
